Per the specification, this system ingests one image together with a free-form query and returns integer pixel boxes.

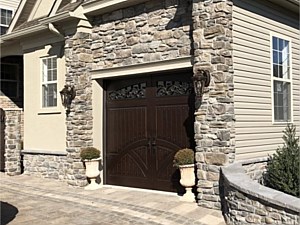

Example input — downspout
[48,23,64,38]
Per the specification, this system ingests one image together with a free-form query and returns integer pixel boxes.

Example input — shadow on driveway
[1,201,18,225]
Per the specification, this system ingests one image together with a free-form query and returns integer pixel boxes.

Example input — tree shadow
[0,201,19,225]
[165,0,193,30]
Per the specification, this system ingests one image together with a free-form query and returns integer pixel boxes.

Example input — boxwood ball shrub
[80,147,100,160]
[264,124,300,197]
[173,148,194,167]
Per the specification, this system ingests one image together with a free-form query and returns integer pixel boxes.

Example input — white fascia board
[7,0,28,34]
[83,0,127,14]
[82,0,150,15]
[2,8,87,43]
[38,11,72,25]
[1,24,48,42]
[91,57,192,80]
[49,0,63,17]
[39,6,87,25]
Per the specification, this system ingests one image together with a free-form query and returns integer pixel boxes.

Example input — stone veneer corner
[192,0,235,209]
[64,32,94,187]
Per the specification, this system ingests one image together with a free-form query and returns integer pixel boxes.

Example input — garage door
[105,71,195,192]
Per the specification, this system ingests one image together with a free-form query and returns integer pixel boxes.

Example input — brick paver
[0,173,225,225]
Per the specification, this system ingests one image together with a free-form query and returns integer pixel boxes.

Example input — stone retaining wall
[23,151,69,180]
[221,163,300,225]
[241,157,269,183]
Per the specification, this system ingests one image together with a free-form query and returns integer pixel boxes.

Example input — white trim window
[0,8,13,35]
[272,35,292,122]
[42,56,57,108]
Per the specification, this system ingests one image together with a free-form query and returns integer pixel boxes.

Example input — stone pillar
[192,0,234,209]
[4,109,22,175]
[64,32,93,186]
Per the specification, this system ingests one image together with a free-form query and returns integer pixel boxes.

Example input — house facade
[1,0,299,210]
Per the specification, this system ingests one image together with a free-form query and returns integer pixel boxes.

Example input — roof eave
[1,24,48,43]
[269,0,299,13]
[2,10,86,43]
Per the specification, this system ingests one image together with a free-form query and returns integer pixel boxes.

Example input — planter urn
[84,157,101,190]
[179,164,195,202]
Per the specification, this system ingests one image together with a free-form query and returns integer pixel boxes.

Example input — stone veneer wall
[241,157,269,183]
[64,1,236,206]
[221,163,300,225]
[23,153,68,180]
[64,32,93,186]
[192,0,234,209]
[4,109,22,175]
[65,0,193,187]
[91,0,192,69]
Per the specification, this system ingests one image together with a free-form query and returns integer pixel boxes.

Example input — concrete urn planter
[84,158,101,190]
[179,164,195,202]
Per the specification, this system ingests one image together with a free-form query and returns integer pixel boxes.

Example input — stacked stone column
[192,0,235,209]
[4,109,22,175]
[64,32,93,186]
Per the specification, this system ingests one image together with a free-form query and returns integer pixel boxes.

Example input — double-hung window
[272,35,292,122]
[0,8,13,35]
[42,57,57,108]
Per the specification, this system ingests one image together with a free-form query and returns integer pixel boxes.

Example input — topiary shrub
[264,124,300,197]
[80,147,100,160]
[173,148,194,167]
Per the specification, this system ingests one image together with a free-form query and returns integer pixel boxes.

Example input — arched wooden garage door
[105,71,195,192]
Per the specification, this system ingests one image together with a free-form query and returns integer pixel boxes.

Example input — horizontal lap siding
[233,0,300,160]
[1,0,20,10]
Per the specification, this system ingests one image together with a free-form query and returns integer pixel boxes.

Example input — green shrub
[80,147,100,160]
[173,148,194,167]
[264,124,300,197]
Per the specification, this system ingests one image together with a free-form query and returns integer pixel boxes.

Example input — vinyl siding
[233,0,300,160]
[0,0,20,11]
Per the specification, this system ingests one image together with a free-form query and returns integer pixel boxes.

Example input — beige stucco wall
[92,79,103,183]
[233,0,300,160]
[23,40,66,152]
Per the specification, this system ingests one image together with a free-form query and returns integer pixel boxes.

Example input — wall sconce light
[192,70,210,108]
[60,85,76,115]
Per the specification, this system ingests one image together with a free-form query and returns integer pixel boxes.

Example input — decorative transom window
[272,36,292,122]
[0,8,13,35]
[0,63,19,98]
[42,57,57,107]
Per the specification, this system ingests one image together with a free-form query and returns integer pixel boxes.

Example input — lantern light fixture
[60,84,76,115]
[192,70,210,109]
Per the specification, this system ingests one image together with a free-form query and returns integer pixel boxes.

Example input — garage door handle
[147,139,151,147]
[151,138,156,146]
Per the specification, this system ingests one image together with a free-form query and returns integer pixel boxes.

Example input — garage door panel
[106,72,194,192]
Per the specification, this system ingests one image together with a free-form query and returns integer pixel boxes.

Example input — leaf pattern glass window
[109,83,146,100]
[42,57,57,107]
[272,36,291,122]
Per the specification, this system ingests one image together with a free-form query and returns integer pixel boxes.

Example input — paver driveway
[0,173,226,225]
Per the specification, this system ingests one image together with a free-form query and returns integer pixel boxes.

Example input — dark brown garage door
[105,72,195,192]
